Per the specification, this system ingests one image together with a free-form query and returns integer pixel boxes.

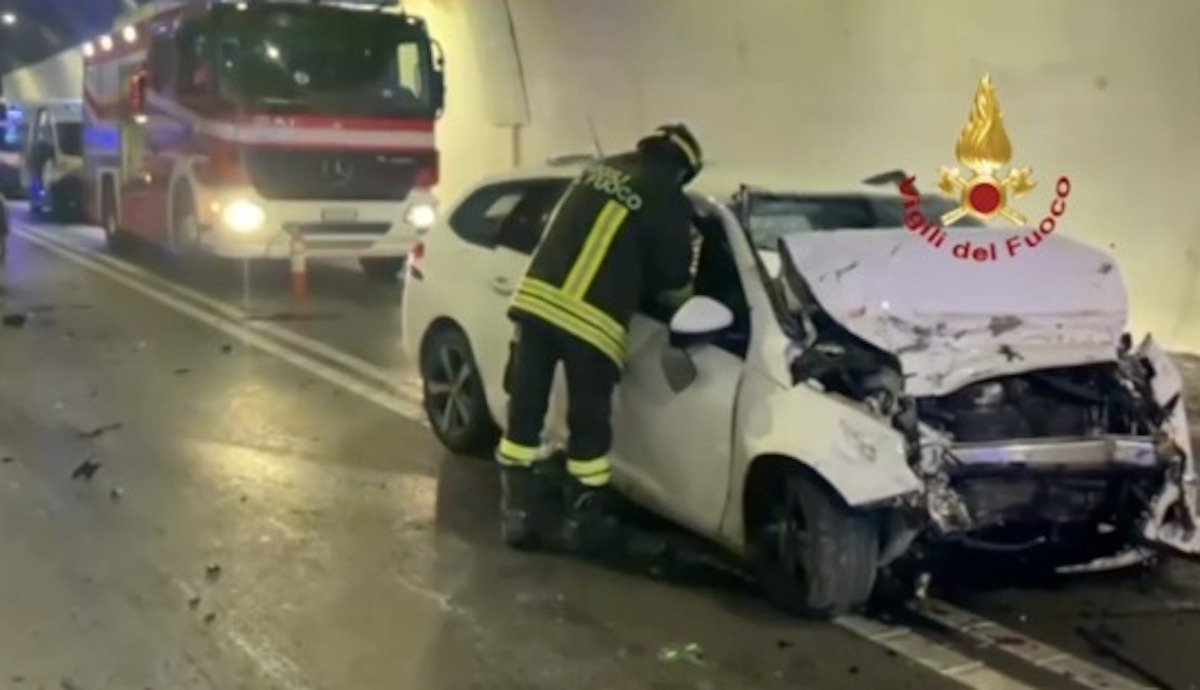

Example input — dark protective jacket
[509,151,694,367]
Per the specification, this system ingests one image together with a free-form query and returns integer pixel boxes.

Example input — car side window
[448,178,567,250]
[495,179,569,255]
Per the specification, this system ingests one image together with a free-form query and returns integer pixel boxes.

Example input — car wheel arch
[741,454,854,543]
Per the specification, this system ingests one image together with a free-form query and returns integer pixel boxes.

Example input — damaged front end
[912,335,1196,569]
[774,231,1198,570]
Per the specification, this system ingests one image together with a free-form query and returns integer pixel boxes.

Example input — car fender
[733,368,921,508]
[1138,336,1200,555]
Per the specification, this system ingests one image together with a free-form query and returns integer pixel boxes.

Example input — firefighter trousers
[497,318,620,488]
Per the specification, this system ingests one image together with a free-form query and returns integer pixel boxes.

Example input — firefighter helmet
[637,123,703,184]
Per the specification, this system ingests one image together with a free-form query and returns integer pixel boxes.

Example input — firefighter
[495,123,704,555]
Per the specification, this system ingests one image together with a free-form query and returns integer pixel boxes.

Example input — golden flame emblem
[937,74,1036,225]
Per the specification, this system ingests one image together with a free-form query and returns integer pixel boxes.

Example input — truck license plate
[321,207,358,222]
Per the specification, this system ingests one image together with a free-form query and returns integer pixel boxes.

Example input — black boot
[499,462,563,550]
[561,482,625,558]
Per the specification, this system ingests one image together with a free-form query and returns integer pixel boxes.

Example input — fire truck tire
[359,257,405,285]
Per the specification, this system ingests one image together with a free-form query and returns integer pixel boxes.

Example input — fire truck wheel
[359,257,405,285]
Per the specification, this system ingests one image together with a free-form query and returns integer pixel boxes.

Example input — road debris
[2,312,26,328]
[109,487,123,502]
[220,343,233,354]
[77,422,123,439]
[60,677,84,690]
[188,596,202,610]
[1,456,12,464]
[70,456,102,481]
[657,642,705,665]
[205,563,222,581]
[174,367,191,375]
[203,612,217,625]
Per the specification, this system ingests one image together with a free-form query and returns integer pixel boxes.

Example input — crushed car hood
[779,228,1129,396]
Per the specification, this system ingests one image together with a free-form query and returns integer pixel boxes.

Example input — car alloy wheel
[428,345,475,436]
[419,326,499,456]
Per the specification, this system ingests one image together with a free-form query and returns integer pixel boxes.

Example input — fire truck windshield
[213,5,435,118]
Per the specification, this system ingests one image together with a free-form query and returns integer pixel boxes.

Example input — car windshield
[55,122,82,157]
[736,194,985,251]
[213,5,435,118]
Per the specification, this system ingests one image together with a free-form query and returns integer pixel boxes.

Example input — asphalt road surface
[2,205,1199,690]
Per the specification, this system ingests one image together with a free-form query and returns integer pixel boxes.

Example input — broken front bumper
[920,336,1200,560]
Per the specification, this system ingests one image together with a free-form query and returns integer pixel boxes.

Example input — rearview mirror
[669,295,733,336]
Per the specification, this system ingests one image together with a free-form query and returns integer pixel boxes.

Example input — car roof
[474,159,912,204]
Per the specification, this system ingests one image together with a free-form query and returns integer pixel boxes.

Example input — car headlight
[405,203,435,229]
[221,200,266,233]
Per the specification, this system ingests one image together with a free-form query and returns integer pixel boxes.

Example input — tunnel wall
[412,0,1200,352]
[2,1,1196,352]
[1,47,84,101]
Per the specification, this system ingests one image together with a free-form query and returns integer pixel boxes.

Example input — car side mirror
[660,296,734,393]
[669,295,734,336]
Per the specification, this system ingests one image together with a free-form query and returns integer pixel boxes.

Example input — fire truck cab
[83,0,446,282]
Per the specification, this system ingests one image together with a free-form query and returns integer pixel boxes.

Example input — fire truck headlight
[405,203,436,229]
[221,200,266,233]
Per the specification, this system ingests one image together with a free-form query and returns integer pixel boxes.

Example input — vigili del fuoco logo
[898,74,1072,262]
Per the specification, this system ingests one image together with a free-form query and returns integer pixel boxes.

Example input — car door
[609,210,750,537]
[446,177,570,423]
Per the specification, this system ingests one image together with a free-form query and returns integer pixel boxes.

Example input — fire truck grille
[243,149,433,202]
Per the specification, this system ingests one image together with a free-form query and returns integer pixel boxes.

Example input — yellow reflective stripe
[519,278,625,348]
[656,128,701,169]
[511,289,625,364]
[562,200,629,299]
[497,438,543,465]
[568,457,612,486]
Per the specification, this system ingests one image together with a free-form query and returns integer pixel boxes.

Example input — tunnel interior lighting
[83,42,95,57]
[123,25,137,43]
[99,35,113,51]
[1,13,15,25]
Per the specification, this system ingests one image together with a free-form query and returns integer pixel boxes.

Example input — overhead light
[1,13,15,25]
[122,25,137,43]
[99,35,113,51]
[82,42,95,57]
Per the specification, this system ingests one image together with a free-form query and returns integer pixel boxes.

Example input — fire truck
[81,0,446,282]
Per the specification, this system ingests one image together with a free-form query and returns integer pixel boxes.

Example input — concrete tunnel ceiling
[0,0,148,77]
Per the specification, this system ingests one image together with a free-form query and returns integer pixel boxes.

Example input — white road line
[16,222,426,403]
[13,224,426,422]
[836,615,1037,689]
[916,600,1157,690]
[12,221,1148,690]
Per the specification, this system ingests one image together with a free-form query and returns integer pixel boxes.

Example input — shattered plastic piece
[70,456,102,481]
[109,487,123,502]
[205,563,222,581]
[203,612,217,625]
[657,642,705,665]
[188,596,201,610]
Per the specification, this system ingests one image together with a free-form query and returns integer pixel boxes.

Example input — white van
[21,99,84,221]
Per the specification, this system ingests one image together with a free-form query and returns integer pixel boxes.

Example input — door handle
[491,276,514,296]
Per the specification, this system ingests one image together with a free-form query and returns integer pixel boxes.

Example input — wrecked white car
[402,164,1197,617]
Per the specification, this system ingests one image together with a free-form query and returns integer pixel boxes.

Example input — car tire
[752,469,879,618]
[419,324,499,456]
[360,257,406,285]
